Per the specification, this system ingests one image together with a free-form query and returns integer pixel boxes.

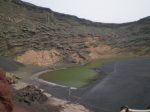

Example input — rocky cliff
[0,70,13,112]
[0,0,150,65]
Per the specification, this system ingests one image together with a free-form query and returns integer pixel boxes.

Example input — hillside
[0,0,150,66]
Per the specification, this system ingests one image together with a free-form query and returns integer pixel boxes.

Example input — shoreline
[12,56,149,112]
[30,60,91,90]
[12,61,92,112]
[30,69,77,89]
[13,75,90,112]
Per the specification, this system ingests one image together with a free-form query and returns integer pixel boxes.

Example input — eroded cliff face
[0,0,150,66]
[84,37,121,59]
[16,49,63,66]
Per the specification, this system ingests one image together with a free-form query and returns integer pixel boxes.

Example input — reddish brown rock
[0,70,13,112]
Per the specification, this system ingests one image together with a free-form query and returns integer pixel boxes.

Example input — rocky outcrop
[16,49,63,66]
[88,44,121,59]
[0,69,88,112]
[84,37,121,59]
[15,85,48,105]
[0,70,13,112]
[6,72,21,84]
[0,0,149,65]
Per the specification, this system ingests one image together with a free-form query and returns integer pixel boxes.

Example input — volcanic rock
[6,72,21,84]
[0,70,13,112]
[15,85,48,105]
[0,0,149,65]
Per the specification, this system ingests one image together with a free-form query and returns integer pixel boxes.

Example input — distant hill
[0,0,150,64]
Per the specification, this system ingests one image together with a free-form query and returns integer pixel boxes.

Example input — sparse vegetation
[0,0,149,64]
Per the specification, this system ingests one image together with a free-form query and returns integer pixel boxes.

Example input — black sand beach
[1,56,150,112]
[80,57,150,112]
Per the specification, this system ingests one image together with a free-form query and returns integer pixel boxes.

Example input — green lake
[40,56,136,88]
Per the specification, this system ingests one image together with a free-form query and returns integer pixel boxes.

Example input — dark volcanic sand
[2,56,150,112]
[80,57,150,112]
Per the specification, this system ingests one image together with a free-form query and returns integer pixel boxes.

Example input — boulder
[6,72,21,84]
[15,85,48,105]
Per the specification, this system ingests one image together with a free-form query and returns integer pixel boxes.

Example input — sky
[22,0,150,23]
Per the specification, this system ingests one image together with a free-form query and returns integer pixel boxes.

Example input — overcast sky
[22,0,150,23]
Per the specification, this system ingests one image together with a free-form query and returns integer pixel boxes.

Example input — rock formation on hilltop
[0,0,150,65]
